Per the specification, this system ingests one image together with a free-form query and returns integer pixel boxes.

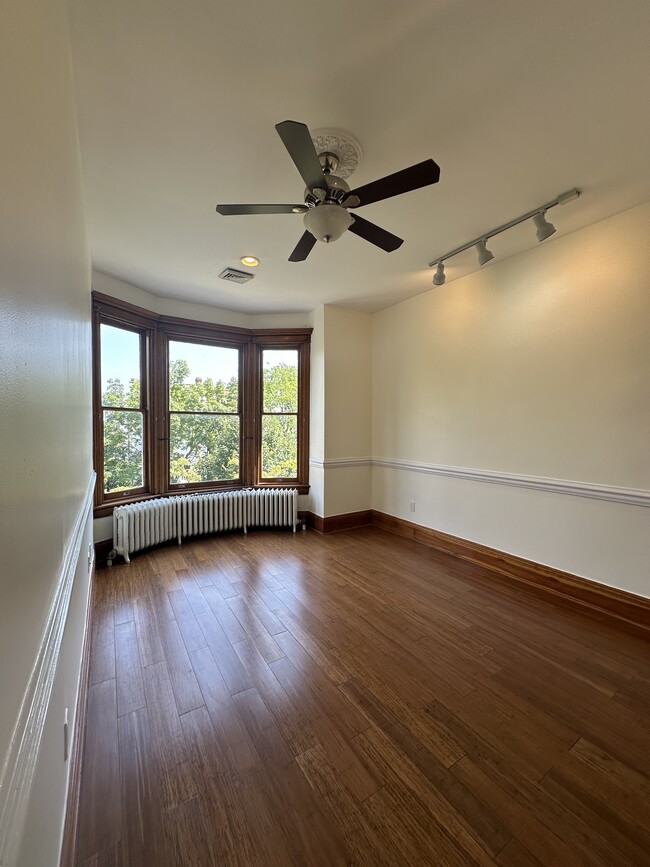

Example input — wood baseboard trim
[59,562,96,866]
[94,538,113,569]
[305,510,372,534]
[370,510,650,632]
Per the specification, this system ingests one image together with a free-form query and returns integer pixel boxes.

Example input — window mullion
[242,340,258,487]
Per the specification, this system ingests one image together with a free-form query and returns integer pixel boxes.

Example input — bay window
[92,292,310,515]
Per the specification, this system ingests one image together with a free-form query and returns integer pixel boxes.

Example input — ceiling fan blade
[288,230,317,262]
[348,215,403,252]
[347,159,441,208]
[275,120,328,193]
[216,204,306,215]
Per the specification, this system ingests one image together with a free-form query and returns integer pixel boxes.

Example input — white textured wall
[372,203,650,597]
[0,0,93,862]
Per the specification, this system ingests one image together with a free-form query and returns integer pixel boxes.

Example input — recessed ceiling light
[240,255,260,267]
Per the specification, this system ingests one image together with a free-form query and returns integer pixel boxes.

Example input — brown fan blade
[289,231,317,262]
[216,204,306,215]
[347,159,440,208]
[275,121,328,193]
[348,215,403,252]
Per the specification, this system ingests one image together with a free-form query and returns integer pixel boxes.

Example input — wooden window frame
[92,292,311,517]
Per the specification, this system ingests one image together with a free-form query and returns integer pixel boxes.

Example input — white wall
[372,203,650,597]
[322,306,372,517]
[0,0,94,863]
[308,305,326,517]
[93,270,312,329]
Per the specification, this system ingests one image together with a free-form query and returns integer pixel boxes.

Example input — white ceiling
[68,0,650,313]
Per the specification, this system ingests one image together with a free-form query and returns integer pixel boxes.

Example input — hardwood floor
[72,527,650,866]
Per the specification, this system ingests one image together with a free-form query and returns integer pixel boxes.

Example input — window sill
[93,483,310,518]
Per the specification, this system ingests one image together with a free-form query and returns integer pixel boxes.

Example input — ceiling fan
[216,120,441,262]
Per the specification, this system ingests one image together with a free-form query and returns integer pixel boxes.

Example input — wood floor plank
[132,595,164,668]
[167,587,207,654]
[114,620,146,717]
[73,527,650,867]
[199,584,248,644]
[156,615,206,714]
[196,608,254,695]
[141,660,195,804]
[232,637,319,756]
[75,680,120,864]
[188,645,260,775]
[88,604,116,685]
[232,687,352,866]
[117,707,164,867]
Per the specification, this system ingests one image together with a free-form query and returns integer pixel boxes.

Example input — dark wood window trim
[92,292,311,517]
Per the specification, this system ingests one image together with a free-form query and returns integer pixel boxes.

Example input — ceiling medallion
[310,128,363,180]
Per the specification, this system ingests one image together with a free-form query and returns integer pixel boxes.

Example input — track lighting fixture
[428,188,580,283]
[532,210,556,242]
[476,239,494,266]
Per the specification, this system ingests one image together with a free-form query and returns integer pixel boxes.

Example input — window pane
[101,324,140,407]
[103,410,143,493]
[170,414,240,483]
[169,341,239,412]
[263,350,298,413]
[261,415,297,478]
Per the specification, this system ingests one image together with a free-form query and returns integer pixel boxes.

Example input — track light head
[533,210,556,242]
[432,262,446,286]
[476,239,494,266]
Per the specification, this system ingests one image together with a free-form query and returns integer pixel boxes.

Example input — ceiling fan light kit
[429,188,581,284]
[216,119,441,261]
[303,202,353,243]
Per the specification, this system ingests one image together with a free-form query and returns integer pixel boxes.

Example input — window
[168,341,241,486]
[92,293,311,515]
[97,323,147,500]
[261,349,299,479]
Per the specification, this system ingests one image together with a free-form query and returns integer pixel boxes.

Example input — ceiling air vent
[218,267,254,285]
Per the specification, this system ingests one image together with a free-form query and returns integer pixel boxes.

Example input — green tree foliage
[169,359,240,484]
[103,377,144,493]
[102,358,298,491]
[262,362,298,477]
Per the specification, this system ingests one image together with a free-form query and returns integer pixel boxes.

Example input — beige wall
[0,0,93,863]
[93,270,312,329]
[322,306,372,517]
[372,203,650,597]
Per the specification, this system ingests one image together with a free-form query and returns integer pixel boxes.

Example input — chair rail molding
[310,457,373,469]
[0,471,96,867]
[372,457,650,508]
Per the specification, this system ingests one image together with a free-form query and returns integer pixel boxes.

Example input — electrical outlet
[409,500,416,512]
[63,707,69,761]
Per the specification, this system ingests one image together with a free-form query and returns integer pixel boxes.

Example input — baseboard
[305,510,372,533]
[370,510,650,632]
[59,559,95,867]
[94,538,113,569]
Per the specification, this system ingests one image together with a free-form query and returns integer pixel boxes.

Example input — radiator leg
[124,551,131,564]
